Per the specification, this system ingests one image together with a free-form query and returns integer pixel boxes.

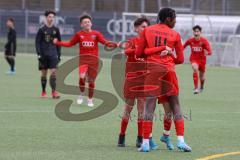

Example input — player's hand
[165,46,173,54]
[159,46,172,57]
[38,55,44,62]
[160,50,169,57]
[58,56,61,63]
[53,38,58,44]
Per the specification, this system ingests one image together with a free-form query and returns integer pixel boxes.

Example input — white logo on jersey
[82,41,95,47]
[192,47,202,52]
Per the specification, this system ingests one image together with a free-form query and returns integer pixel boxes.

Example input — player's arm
[35,28,43,57]
[173,34,184,64]
[135,29,147,58]
[97,31,117,48]
[203,39,212,56]
[56,28,61,59]
[183,39,190,49]
[144,46,167,55]
[54,33,79,47]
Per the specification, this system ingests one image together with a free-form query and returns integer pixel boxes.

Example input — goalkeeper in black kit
[35,10,61,99]
[5,18,17,75]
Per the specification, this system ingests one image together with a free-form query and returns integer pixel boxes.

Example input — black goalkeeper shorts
[38,55,58,70]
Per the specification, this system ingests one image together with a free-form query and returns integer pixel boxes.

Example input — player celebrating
[117,17,158,149]
[5,18,17,75]
[54,15,115,107]
[35,10,61,99]
[136,8,192,152]
[184,25,212,94]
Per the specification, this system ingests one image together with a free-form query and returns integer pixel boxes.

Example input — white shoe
[87,98,94,107]
[77,95,83,105]
[193,88,199,94]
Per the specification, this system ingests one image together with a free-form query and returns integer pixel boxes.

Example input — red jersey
[184,37,212,62]
[125,37,145,62]
[56,30,108,56]
[135,23,184,70]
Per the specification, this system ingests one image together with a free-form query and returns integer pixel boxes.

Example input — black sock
[41,76,47,93]
[10,58,15,71]
[50,74,56,92]
[5,57,11,68]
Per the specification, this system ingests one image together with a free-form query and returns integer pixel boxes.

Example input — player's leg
[168,95,192,152]
[199,63,206,92]
[136,98,144,148]
[5,54,15,75]
[40,69,48,97]
[138,96,157,152]
[38,56,48,97]
[86,64,98,107]
[77,65,88,104]
[118,99,134,147]
[87,79,95,107]
[191,62,200,94]
[49,68,60,99]
[48,56,60,99]
[199,71,205,92]
[160,102,174,150]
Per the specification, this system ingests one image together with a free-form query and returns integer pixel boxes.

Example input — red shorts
[124,62,146,99]
[142,62,172,98]
[190,59,206,73]
[79,55,99,81]
[157,71,179,104]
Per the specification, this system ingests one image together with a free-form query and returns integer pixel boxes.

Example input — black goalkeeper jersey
[5,28,17,55]
[35,25,61,57]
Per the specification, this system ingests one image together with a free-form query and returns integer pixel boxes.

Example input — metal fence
[1,9,240,67]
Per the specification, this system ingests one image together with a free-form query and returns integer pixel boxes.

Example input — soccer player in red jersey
[54,15,115,107]
[135,8,192,152]
[118,17,159,149]
[184,25,212,94]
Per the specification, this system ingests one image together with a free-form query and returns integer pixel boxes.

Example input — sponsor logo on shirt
[192,47,202,52]
[82,41,95,47]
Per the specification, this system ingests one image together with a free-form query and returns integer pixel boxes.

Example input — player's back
[143,23,181,66]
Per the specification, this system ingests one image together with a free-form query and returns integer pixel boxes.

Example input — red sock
[193,72,199,89]
[88,82,95,99]
[142,121,153,139]
[137,120,143,137]
[120,118,129,135]
[163,116,172,136]
[79,78,85,92]
[174,119,184,136]
[200,79,205,89]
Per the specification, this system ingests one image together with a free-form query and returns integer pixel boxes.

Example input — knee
[89,82,95,89]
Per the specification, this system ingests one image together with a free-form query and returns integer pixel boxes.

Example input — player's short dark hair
[134,16,150,27]
[44,10,56,17]
[80,15,92,23]
[7,17,14,23]
[157,7,176,23]
[193,25,202,32]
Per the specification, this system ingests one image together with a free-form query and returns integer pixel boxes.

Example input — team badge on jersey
[91,35,97,40]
